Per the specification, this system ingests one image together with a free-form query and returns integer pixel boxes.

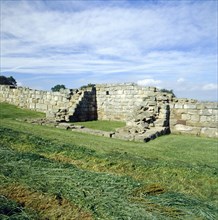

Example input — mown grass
[0,195,40,219]
[0,102,45,120]
[73,120,126,131]
[0,103,218,219]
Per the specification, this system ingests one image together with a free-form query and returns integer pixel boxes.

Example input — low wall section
[170,100,218,137]
[0,85,71,112]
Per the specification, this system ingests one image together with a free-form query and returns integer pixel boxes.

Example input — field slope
[0,102,217,219]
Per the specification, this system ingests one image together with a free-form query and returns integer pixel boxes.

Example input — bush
[80,83,96,90]
[160,88,176,97]
[0,75,17,86]
[51,84,66,92]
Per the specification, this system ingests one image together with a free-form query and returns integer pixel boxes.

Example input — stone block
[176,119,186,125]
[199,109,213,116]
[186,121,202,127]
[196,104,205,110]
[36,103,48,110]
[53,96,59,101]
[172,109,187,115]
[184,104,196,109]
[56,123,71,129]
[173,124,201,135]
[190,114,200,122]
[148,101,156,106]
[185,110,198,115]
[212,109,218,115]
[46,111,56,118]
[29,103,36,109]
[117,90,123,95]
[181,114,191,120]
[201,127,218,138]
[174,104,183,109]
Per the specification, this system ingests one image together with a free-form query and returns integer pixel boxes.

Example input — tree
[160,88,176,97]
[80,83,96,90]
[0,75,17,86]
[51,84,66,92]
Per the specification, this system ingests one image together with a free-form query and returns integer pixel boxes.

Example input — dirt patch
[0,184,93,220]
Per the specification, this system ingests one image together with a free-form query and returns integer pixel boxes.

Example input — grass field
[0,102,217,219]
[73,120,126,131]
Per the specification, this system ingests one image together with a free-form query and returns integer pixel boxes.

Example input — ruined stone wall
[0,85,72,113]
[170,99,218,137]
[0,85,97,122]
[0,84,217,138]
[96,83,173,121]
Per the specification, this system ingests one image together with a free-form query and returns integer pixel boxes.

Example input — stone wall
[0,84,217,138]
[0,85,97,122]
[96,83,173,121]
[0,85,71,113]
[170,99,218,138]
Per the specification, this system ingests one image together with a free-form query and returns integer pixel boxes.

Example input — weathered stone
[173,124,201,135]
[184,104,196,109]
[0,84,217,139]
[176,119,186,125]
[174,103,184,108]
[199,109,213,116]
[181,114,191,120]
[201,127,218,138]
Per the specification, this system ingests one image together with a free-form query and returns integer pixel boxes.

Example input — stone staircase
[46,90,85,122]
[133,127,170,142]
[67,91,84,121]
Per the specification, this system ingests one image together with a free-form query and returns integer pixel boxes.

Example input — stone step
[134,127,170,142]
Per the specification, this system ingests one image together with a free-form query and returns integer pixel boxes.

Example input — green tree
[0,75,17,86]
[160,88,176,97]
[80,83,96,90]
[51,84,66,92]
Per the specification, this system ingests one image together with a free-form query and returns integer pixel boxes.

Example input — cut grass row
[1,126,217,219]
[1,127,217,200]
[0,183,92,220]
[0,103,218,219]
[0,194,40,219]
[2,117,217,167]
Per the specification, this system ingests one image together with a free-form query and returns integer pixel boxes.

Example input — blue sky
[0,0,217,101]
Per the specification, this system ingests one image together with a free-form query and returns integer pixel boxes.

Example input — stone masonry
[170,99,218,138]
[0,83,217,139]
[0,85,97,122]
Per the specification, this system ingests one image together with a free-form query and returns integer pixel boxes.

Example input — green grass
[0,195,40,219]
[0,102,45,120]
[73,120,126,131]
[0,102,218,219]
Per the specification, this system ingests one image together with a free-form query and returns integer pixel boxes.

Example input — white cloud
[177,78,185,83]
[1,1,216,55]
[0,0,217,101]
[137,78,162,87]
[202,83,218,91]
